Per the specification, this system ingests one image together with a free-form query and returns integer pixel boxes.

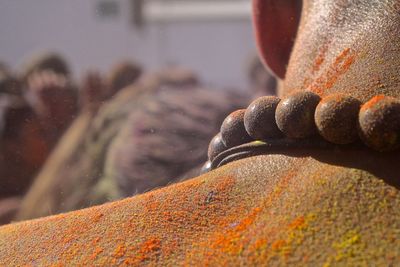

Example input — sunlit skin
[0,0,400,265]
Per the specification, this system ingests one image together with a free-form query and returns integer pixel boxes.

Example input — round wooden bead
[315,94,361,144]
[359,95,400,151]
[275,91,321,138]
[244,96,282,140]
[220,109,253,147]
[207,133,227,161]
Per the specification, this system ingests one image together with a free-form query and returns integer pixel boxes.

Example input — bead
[200,161,212,174]
[359,95,400,151]
[244,96,282,140]
[315,94,361,144]
[275,91,321,138]
[220,109,253,147]
[207,133,227,161]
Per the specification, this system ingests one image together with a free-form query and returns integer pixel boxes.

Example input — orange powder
[361,95,386,110]
[309,48,356,95]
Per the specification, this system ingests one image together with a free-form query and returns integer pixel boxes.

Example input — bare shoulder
[1,152,399,266]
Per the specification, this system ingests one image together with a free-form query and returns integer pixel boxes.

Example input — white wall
[0,0,256,89]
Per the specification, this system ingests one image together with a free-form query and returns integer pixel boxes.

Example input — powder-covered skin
[283,0,400,100]
[0,152,399,265]
[1,0,400,265]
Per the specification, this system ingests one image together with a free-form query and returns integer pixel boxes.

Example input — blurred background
[0,0,255,89]
[0,0,276,225]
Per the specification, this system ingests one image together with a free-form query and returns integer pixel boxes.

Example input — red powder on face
[309,48,356,95]
[313,56,325,72]
[312,44,329,74]
[334,48,351,65]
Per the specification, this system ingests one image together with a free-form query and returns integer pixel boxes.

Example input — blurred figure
[79,61,143,113]
[21,52,70,81]
[17,66,249,220]
[0,54,80,226]
[0,69,22,96]
[0,71,47,199]
[26,70,78,148]
[0,61,12,77]
[156,66,199,87]
[247,54,277,97]
[79,71,108,113]
[21,53,78,149]
[102,67,238,198]
[106,61,142,99]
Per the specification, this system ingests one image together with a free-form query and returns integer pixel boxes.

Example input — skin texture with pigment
[282,0,400,100]
[0,152,399,265]
[1,0,400,264]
